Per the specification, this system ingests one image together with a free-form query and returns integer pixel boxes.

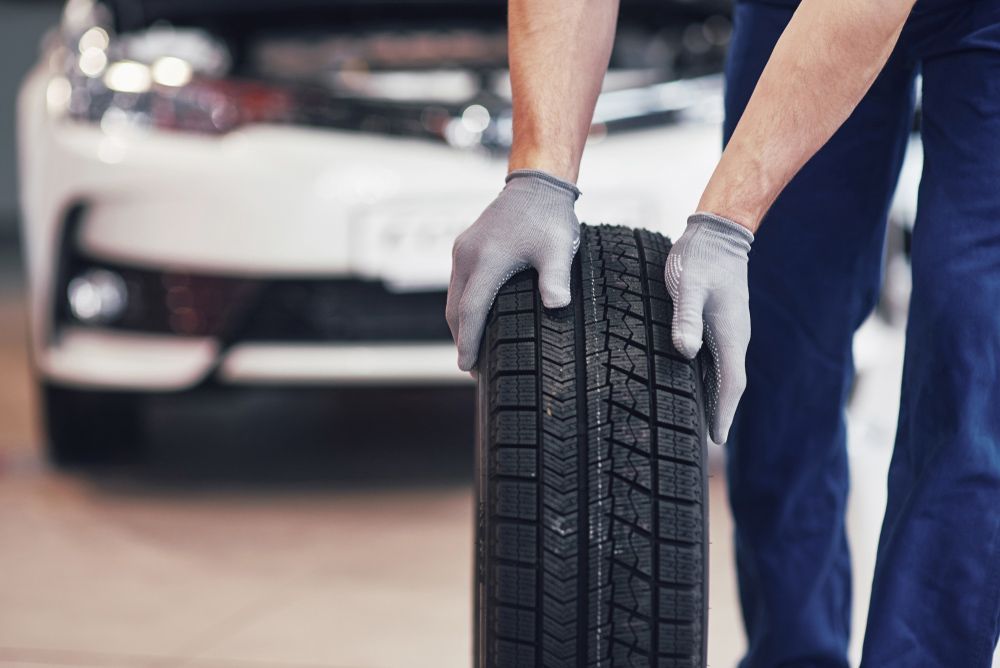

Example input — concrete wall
[0,2,63,241]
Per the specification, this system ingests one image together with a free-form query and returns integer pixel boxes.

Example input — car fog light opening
[67,268,128,324]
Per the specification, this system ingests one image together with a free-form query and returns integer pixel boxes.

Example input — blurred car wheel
[475,225,709,667]
[41,384,145,468]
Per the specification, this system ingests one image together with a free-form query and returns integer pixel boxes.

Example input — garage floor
[0,248,745,668]
[1,248,992,668]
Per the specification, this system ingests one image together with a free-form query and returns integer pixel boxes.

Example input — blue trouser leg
[861,13,1000,665]
[723,2,916,665]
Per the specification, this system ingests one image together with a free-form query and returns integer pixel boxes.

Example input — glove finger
[455,266,515,371]
[669,287,705,359]
[446,232,476,343]
[699,339,719,436]
[536,251,575,309]
[705,322,749,445]
[446,265,468,345]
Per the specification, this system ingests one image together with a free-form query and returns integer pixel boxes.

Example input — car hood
[104,0,729,32]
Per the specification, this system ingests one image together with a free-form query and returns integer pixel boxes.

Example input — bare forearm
[699,0,915,231]
[507,0,620,182]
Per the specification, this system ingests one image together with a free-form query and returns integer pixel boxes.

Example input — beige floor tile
[706,467,746,668]
[180,493,473,667]
[186,577,469,668]
[0,471,474,667]
[0,647,168,667]
[0,478,301,659]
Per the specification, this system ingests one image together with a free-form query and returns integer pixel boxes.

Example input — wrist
[508,145,581,184]
[688,212,754,248]
[697,149,780,234]
[695,193,763,235]
[506,169,581,200]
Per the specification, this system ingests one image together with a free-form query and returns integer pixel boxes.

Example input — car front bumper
[42,327,467,390]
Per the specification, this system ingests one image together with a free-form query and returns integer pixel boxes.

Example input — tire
[475,225,709,668]
[41,384,146,468]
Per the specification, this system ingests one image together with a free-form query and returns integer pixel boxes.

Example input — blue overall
[724,0,1000,665]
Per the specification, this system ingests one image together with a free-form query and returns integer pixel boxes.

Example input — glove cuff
[506,169,582,200]
[689,212,754,249]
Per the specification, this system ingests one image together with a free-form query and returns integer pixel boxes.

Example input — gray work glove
[665,213,754,444]
[447,169,581,371]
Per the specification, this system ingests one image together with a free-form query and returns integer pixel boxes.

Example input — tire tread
[478,225,707,667]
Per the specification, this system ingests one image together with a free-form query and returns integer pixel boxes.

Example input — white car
[18,0,917,465]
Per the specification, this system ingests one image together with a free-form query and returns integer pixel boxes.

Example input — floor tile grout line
[0,645,369,668]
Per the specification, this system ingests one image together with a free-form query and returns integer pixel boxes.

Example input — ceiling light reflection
[78,26,109,53]
[78,47,107,77]
[151,56,193,87]
[461,104,490,133]
[46,77,72,114]
[104,60,152,93]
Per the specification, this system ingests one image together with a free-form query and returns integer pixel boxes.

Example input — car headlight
[46,0,295,135]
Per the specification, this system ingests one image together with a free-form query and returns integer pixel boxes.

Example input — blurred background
[0,0,979,666]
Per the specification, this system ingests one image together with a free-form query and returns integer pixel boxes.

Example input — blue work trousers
[724,1,1000,665]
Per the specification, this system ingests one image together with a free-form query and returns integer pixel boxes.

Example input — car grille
[240,280,450,342]
[58,257,450,343]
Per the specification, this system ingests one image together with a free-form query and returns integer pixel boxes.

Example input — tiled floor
[0,446,741,668]
[0,400,743,667]
[0,257,995,667]
[0,474,473,667]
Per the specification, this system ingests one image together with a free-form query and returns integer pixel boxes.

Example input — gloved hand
[447,169,581,371]
[665,213,754,444]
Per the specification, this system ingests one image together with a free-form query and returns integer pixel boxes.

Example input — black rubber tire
[475,225,709,668]
[41,384,145,468]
